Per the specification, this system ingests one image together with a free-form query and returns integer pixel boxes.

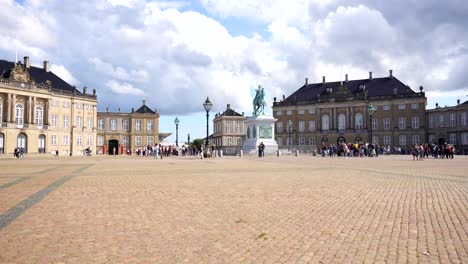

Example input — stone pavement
[0,155,466,263]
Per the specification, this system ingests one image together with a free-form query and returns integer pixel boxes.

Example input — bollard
[220,150,223,157]
[239,150,243,157]
[214,150,218,157]
[277,149,281,157]
[295,150,299,156]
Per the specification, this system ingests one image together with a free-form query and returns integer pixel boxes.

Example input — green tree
[191,138,204,148]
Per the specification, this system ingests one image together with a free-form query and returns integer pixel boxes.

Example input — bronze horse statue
[253,85,266,116]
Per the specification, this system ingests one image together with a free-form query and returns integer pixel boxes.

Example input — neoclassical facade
[96,101,164,154]
[212,104,246,148]
[272,71,427,148]
[426,100,468,154]
[0,57,97,155]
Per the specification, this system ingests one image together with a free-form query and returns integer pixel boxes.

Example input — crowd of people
[123,144,205,159]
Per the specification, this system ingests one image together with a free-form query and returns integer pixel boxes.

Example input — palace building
[0,57,98,155]
[212,104,246,154]
[272,71,427,149]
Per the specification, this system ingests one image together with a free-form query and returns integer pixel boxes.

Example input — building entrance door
[108,139,119,155]
[17,133,27,153]
[38,134,46,153]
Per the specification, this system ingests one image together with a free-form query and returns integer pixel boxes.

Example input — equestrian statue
[253,85,266,116]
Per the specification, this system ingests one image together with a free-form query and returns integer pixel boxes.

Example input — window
[277,122,283,132]
[372,136,379,145]
[450,113,456,127]
[309,121,316,132]
[51,100,58,107]
[383,105,390,111]
[276,111,282,116]
[236,122,241,134]
[63,115,69,128]
[299,137,305,145]
[87,117,92,129]
[309,137,315,145]
[226,122,232,133]
[438,114,445,127]
[122,136,129,147]
[51,114,57,127]
[0,103,2,124]
[429,135,435,144]
[87,135,93,146]
[355,113,363,130]
[62,135,69,145]
[63,101,70,108]
[398,104,406,110]
[87,104,93,110]
[15,104,24,126]
[97,136,104,146]
[147,136,153,146]
[372,117,377,130]
[399,135,407,146]
[136,120,142,131]
[298,110,305,115]
[383,118,391,129]
[322,115,329,131]
[449,133,456,144]
[51,135,57,145]
[227,137,232,146]
[298,121,305,132]
[412,135,420,144]
[135,136,142,146]
[309,109,315,114]
[399,117,406,129]
[76,135,82,146]
[122,120,129,130]
[110,119,117,130]
[412,116,419,129]
[429,115,434,128]
[462,133,468,145]
[76,116,82,128]
[76,103,83,109]
[384,136,391,146]
[338,114,346,131]
[462,112,467,127]
[286,110,292,116]
[98,119,104,130]
[277,137,283,146]
[411,103,419,109]
[147,120,153,131]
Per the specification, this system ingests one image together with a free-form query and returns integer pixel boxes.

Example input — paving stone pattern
[0,156,467,263]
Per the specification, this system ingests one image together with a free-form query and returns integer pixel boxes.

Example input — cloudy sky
[2,0,467,141]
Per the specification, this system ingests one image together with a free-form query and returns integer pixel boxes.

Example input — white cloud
[106,80,145,95]
[50,64,79,85]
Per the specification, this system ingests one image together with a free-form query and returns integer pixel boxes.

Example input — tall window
[449,133,456,144]
[338,114,346,131]
[147,120,153,131]
[51,114,57,127]
[322,115,329,131]
[309,120,315,132]
[62,135,69,145]
[355,113,363,130]
[277,137,283,146]
[87,135,93,146]
[136,120,142,131]
[110,119,117,130]
[439,114,444,127]
[63,115,69,128]
[226,122,232,133]
[98,119,104,130]
[412,116,419,129]
[429,115,434,128]
[462,133,468,145]
[87,117,92,129]
[399,117,406,129]
[147,136,153,146]
[236,122,241,134]
[15,104,24,126]
[122,120,129,130]
[450,113,456,127]
[298,121,305,132]
[383,118,391,129]
[399,135,407,146]
[429,135,435,144]
[76,135,82,146]
[299,137,305,145]
[227,137,232,146]
[122,136,129,147]
[51,135,57,145]
[372,136,379,145]
[76,116,82,128]
[0,103,2,124]
[384,136,391,146]
[372,117,377,130]
[97,136,104,146]
[277,122,283,132]
[412,135,420,144]
[309,137,315,145]
[136,136,142,146]
[462,112,467,127]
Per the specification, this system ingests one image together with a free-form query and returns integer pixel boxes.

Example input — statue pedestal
[242,115,278,155]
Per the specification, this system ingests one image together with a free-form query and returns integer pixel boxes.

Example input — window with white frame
[299,137,305,145]
[450,113,456,127]
[236,122,241,133]
[51,135,57,145]
[87,117,92,129]
[51,100,58,107]
[412,116,419,129]
[399,117,406,129]
[384,136,391,146]
[372,136,379,144]
[227,137,232,146]
[411,103,419,109]
[226,122,232,133]
[63,101,70,108]
[338,114,346,131]
[136,120,142,131]
[309,120,316,132]
[372,117,377,130]
[298,121,305,132]
[122,120,129,130]
[412,135,420,144]
[87,104,93,110]
[309,109,315,114]
[110,119,117,130]
[63,115,69,128]
[429,135,435,144]
[122,136,129,147]
[298,110,305,115]
[97,136,104,146]
[398,104,406,110]
[286,110,292,115]
[309,137,315,145]
[76,116,82,128]
[87,135,93,146]
[276,111,282,116]
[35,106,43,126]
[439,114,445,127]
[62,135,69,145]
[76,103,83,109]
[15,104,24,126]
[51,114,57,127]
[429,115,434,128]
[383,105,390,111]
[147,136,153,146]
[98,119,104,130]
[135,136,142,146]
[277,122,283,132]
[322,115,329,131]
[449,133,456,144]
[76,135,82,146]
[462,112,467,127]
[383,118,391,129]
[355,113,363,130]
[147,120,153,131]
[462,132,468,145]
[399,135,407,146]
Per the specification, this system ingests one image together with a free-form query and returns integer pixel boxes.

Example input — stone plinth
[242,115,278,155]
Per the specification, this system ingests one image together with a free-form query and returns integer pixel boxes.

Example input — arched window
[0,102,3,124]
[15,104,24,126]
[355,113,363,130]
[35,106,43,127]
[338,114,346,131]
[322,114,330,131]
[38,134,46,153]
[17,133,27,153]
[0,133,4,154]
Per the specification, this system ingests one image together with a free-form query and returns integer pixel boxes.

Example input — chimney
[389,69,393,79]
[43,61,49,72]
[24,56,30,68]
[106,107,109,112]
[93,88,96,95]
[142,99,146,106]
[457,99,460,105]
[227,104,231,110]
[83,86,87,94]
[305,78,308,85]
[322,76,325,84]
[419,86,424,93]
[369,72,373,80]
[345,74,348,82]
[435,103,439,108]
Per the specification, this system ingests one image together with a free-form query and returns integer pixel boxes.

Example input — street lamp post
[288,119,292,151]
[203,97,213,147]
[367,104,376,145]
[174,116,180,146]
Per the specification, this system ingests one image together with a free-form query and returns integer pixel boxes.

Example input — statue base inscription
[242,115,278,155]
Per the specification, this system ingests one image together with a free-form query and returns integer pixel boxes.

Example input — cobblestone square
[0,155,467,263]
